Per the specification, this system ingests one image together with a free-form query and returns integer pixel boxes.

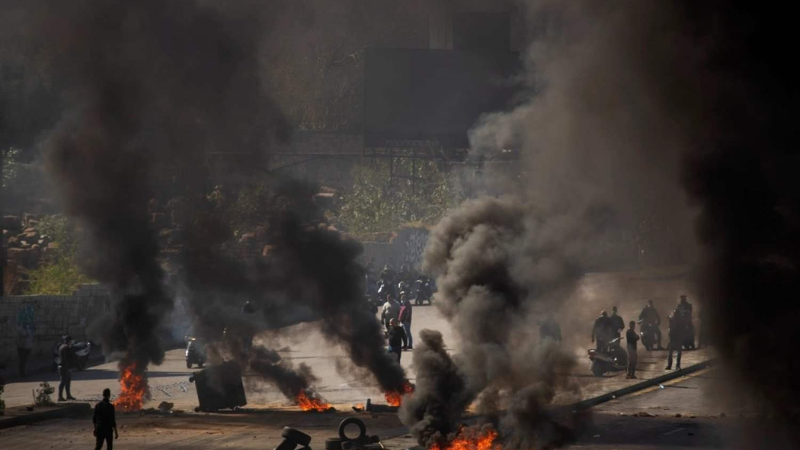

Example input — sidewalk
[0,350,105,384]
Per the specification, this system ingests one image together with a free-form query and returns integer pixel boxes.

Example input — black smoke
[35,0,288,380]
[678,1,800,428]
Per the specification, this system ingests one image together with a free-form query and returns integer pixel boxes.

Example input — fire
[114,362,148,411]
[296,389,331,412]
[385,381,414,406]
[430,428,500,450]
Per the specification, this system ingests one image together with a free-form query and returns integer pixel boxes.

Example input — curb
[0,402,92,430]
[569,358,718,411]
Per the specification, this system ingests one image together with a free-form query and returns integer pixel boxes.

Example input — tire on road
[338,418,367,441]
[591,362,605,377]
[186,361,192,369]
[282,427,312,447]
[325,438,345,450]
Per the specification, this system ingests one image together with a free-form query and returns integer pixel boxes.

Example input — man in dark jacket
[93,388,119,449]
[639,300,664,350]
[398,294,413,350]
[58,336,76,401]
[610,306,625,339]
[591,311,613,350]
[387,319,406,362]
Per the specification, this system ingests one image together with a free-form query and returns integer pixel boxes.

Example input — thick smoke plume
[35,0,288,384]
[182,180,408,396]
[404,1,704,448]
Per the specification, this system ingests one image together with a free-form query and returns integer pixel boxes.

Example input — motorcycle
[639,320,657,351]
[185,336,206,369]
[414,277,433,306]
[588,337,628,377]
[52,340,92,372]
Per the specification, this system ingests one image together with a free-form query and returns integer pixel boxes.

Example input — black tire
[325,439,344,450]
[276,439,299,450]
[591,361,605,377]
[282,427,312,447]
[338,418,367,441]
[198,361,204,368]
[186,361,192,369]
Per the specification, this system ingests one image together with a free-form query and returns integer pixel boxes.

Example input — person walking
[666,311,687,370]
[93,388,119,450]
[398,294,413,350]
[57,335,76,401]
[387,319,406,362]
[625,321,640,379]
[16,324,34,379]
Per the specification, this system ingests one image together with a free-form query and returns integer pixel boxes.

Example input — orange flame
[385,381,414,406]
[114,362,148,411]
[296,390,331,412]
[430,428,500,450]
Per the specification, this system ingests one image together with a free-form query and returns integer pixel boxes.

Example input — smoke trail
[181,180,408,395]
[35,0,289,388]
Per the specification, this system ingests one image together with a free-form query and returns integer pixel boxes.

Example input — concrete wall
[0,284,109,368]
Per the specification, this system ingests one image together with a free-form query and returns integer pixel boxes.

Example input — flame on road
[114,362,147,411]
[385,380,414,406]
[430,428,500,450]
[296,389,331,412]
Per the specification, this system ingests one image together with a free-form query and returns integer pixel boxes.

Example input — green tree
[335,159,462,236]
[24,215,93,295]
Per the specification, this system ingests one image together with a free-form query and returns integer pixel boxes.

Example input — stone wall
[0,284,109,368]
[361,226,430,272]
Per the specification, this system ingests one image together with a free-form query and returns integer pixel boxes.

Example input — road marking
[625,367,714,399]
[662,427,686,436]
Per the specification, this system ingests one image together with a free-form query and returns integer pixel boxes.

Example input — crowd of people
[539,294,703,379]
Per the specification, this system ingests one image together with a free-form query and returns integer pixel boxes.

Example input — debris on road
[631,411,656,417]
[157,401,174,412]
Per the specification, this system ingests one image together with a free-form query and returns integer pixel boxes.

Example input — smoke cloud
[35,0,289,380]
[403,1,704,448]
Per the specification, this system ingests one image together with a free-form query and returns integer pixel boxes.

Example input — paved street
[1,268,733,450]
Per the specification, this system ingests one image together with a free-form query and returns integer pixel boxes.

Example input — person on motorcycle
[626,321,640,379]
[676,294,693,317]
[591,311,614,350]
[639,299,664,350]
[539,313,562,345]
[610,306,625,339]
[58,335,76,401]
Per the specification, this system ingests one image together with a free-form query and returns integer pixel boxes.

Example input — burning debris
[115,362,148,412]
[385,381,415,407]
[429,427,499,450]
[296,389,334,412]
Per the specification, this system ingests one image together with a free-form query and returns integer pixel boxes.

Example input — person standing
[539,313,562,345]
[381,294,400,332]
[398,294,413,350]
[58,335,76,401]
[387,319,406,362]
[591,311,613,350]
[610,306,625,339]
[93,388,119,450]
[666,311,686,370]
[626,321,640,379]
[16,324,34,379]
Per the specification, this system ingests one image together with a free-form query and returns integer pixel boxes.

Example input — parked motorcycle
[414,277,433,306]
[639,320,657,351]
[185,336,206,369]
[52,339,92,372]
[588,337,628,377]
